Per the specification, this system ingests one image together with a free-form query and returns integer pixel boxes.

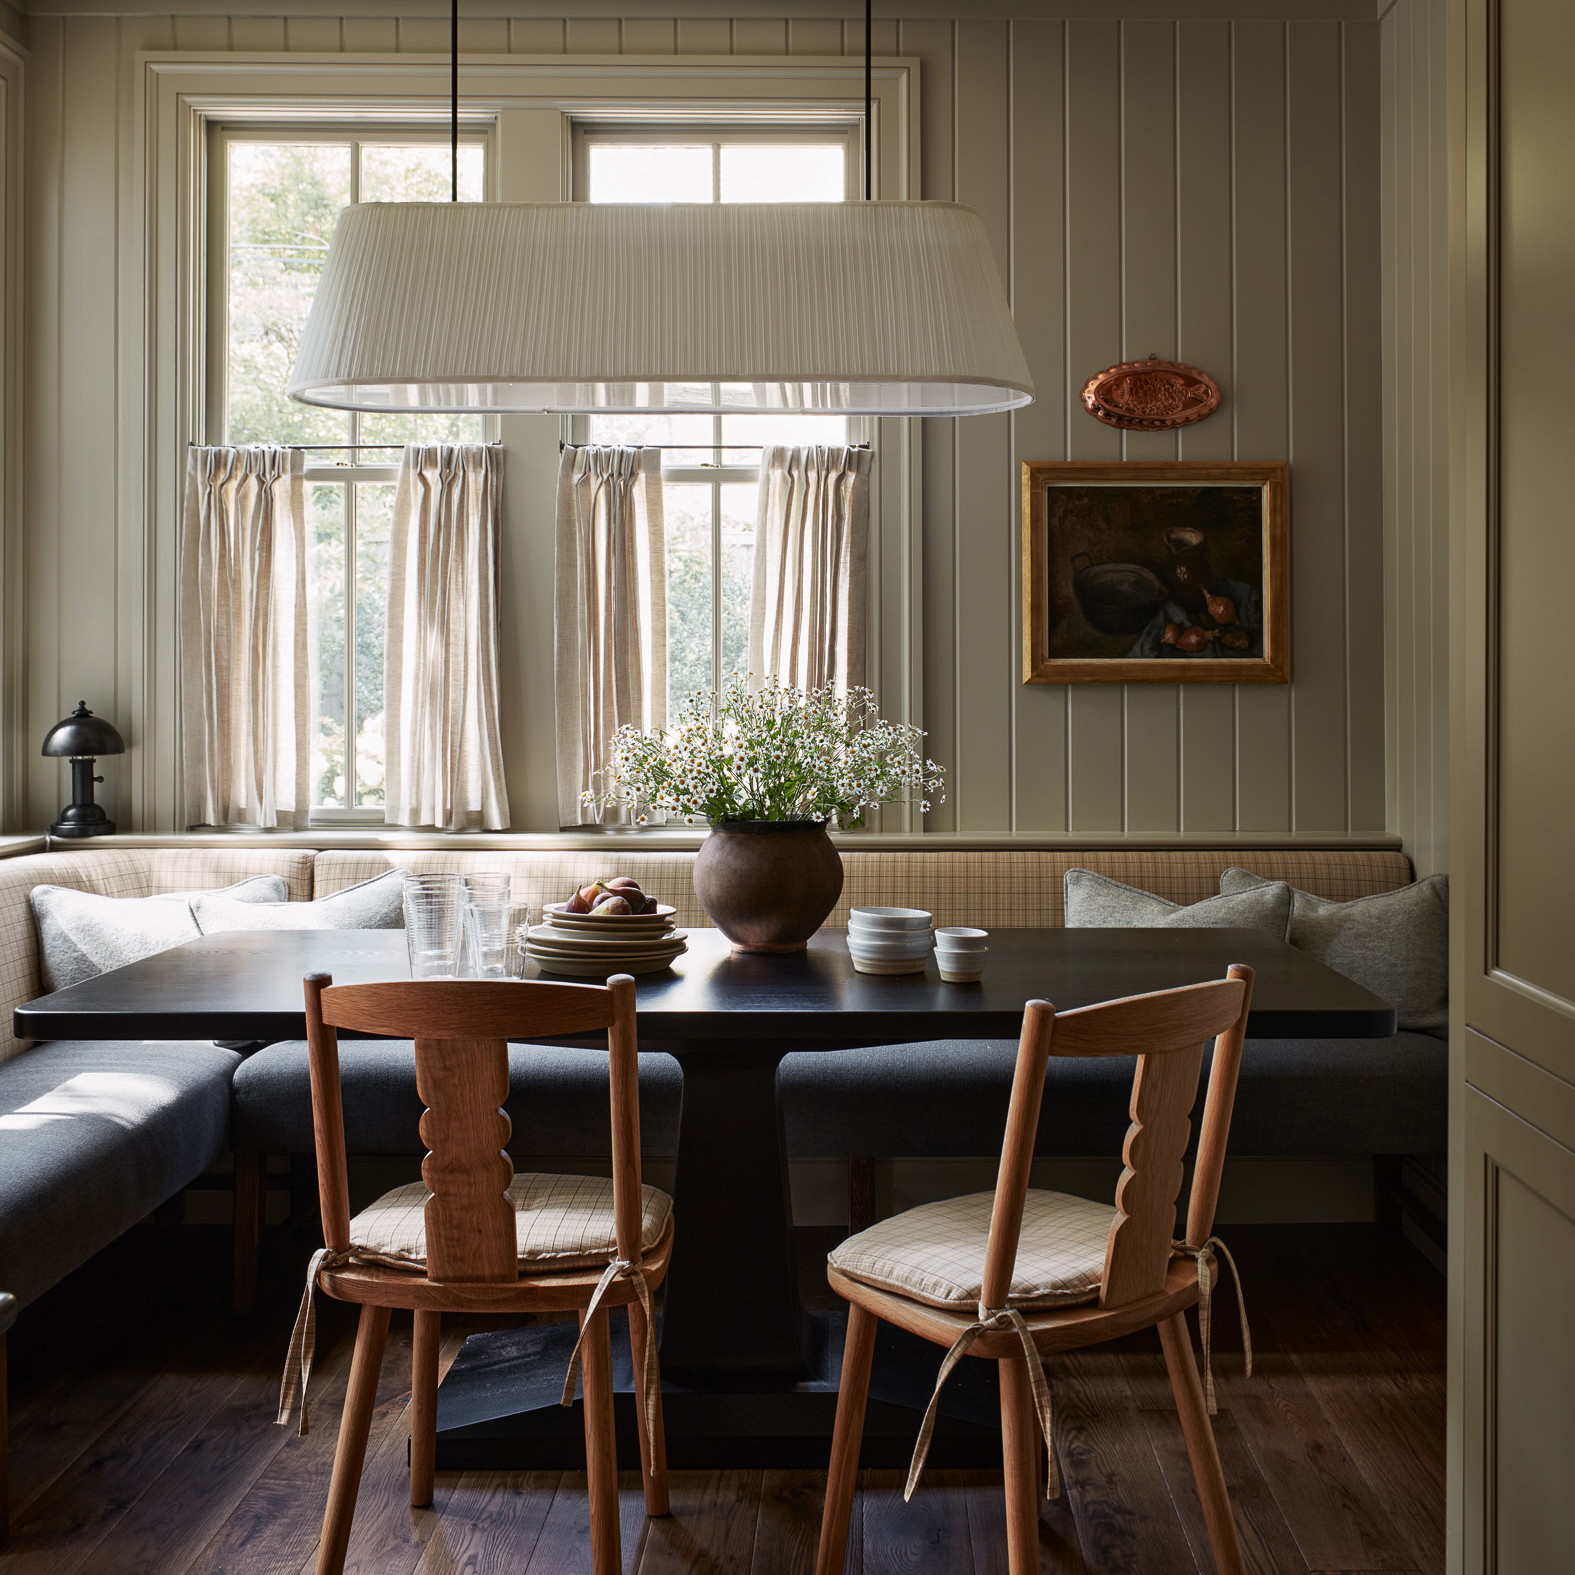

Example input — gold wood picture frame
[1021,460,1289,685]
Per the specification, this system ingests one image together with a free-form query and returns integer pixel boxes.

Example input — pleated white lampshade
[287,201,1034,416]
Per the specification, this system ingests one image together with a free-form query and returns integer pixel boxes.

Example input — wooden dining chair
[284,974,672,1575]
[814,964,1256,1575]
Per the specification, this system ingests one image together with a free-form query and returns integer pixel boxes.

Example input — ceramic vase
[692,819,844,953]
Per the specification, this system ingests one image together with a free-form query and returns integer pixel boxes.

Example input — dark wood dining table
[15,923,1394,1467]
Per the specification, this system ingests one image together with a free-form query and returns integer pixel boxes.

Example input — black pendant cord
[450,0,460,201]
[864,0,873,200]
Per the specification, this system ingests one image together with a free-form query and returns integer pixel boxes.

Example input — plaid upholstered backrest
[312,851,711,925]
[312,847,1415,933]
[0,848,315,1064]
[835,849,1415,929]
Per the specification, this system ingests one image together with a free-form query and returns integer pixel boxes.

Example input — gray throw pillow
[1063,869,1293,938]
[1219,867,1448,1035]
[191,867,411,933]
[30,875,289,991]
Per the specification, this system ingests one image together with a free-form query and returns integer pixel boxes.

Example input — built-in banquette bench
[0,841,1444,1510]
[233,846,1444,1286]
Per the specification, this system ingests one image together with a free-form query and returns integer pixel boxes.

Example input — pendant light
[288,1,1033,417]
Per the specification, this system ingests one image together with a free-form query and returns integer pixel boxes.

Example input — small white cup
[935,933,987,982]
[934,926,988,951]
[936,961,986,983]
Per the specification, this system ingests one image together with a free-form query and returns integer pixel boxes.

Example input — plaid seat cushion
[344,1172,672,1273]
[829,1188,1116,1311]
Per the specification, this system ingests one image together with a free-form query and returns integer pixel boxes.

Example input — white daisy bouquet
[584,680,946,828]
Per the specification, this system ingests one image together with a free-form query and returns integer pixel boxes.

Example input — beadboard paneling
[17,10,1391,845]
[1381,0,1449,876]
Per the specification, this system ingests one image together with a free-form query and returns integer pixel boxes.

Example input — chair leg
[999,1352,1041,1575]
[579,1307,622,1575]
[627,1297,669,1515]
[814,1303,877,1575]
[1158,1312,1246,1575]
[315,1303,390,1575]
[409,1311,440,1507]
[232,1150,267,1315]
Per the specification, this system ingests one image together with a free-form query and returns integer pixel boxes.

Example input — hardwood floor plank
[750,1469,826,1575]
[181,1314,413,1575]
[4,1349,158,1524]
[404,1470,560,1574]
[0,1227,1443,1575]
[2,1359,258,1574]
[635,1470,762,1575]
[1227,1373,1411,1572]
[1139,1406,1310,1575]
[1051,1351,1202,1575]
[1243,1231,1445,1574]
[857,1467,976,1575]
[520,1471,652,1575]
[71,1359,312,1575]
[963,1466,1090,1575]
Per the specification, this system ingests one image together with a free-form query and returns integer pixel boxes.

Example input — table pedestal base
[432,1310,1006,1472]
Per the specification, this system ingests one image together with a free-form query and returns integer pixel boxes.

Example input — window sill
[43,828,1404,854]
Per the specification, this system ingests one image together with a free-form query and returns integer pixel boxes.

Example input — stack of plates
[528,902,686,977]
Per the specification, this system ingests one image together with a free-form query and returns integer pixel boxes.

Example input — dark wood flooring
[2,1221,1443,1574]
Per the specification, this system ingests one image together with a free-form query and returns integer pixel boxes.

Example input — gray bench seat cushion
[778,1034,1447,1159]
[0,1041,241,1307]
[231,1040,684,1157]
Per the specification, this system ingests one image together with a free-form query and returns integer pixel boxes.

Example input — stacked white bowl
[846,906,934,975]
[934,926,989,983]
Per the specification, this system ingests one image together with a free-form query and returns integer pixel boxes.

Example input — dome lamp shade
[42,701,126,759]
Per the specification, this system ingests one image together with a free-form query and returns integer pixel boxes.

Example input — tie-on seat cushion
[830,1188,1116,1311]
[343,1172,673,1273]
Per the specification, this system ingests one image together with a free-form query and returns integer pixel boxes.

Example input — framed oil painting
[1021,461,1289,684]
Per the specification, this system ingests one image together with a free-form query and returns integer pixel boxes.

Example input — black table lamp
[42,701,126,838]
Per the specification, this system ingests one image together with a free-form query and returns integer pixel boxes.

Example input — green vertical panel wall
[20,8,1391,843]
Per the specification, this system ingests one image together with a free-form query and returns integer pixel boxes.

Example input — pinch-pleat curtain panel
[180,445,313,829]
[749,444,872,693]
[385,443,511,831]
[554,446,667,825]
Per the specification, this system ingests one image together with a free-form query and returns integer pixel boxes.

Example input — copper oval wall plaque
[1080,356,1222,431]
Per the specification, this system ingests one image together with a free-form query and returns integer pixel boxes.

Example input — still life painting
[1021,460,1289,684]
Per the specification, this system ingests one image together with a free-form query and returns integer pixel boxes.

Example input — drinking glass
[403,884,464,978]
[463,873,513,979]
[504,903,533,978]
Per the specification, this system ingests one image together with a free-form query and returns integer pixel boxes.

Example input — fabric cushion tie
[906,1303,1059,1502]
[560,1256,662,1471]
[1172,1235,1252,1413]
[277,1246,355,1435]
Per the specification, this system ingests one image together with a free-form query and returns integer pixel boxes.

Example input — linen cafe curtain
[554,446,667,825]
[180,445,313,829]
[749,444,872,693]
[384,443,511,831]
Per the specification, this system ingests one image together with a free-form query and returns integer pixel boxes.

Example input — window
[210,129,487,819]
[573,124,862,705]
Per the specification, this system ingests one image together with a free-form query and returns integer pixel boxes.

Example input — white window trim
[140,53,923,834]
[206,124,492,827]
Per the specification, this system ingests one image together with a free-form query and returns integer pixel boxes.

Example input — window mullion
[344,484,357,807]
[711,476,724,693]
